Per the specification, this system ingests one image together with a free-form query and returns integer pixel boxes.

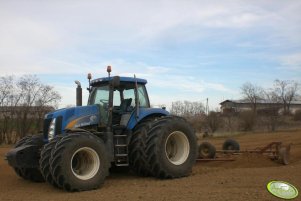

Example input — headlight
[48,118,56,141]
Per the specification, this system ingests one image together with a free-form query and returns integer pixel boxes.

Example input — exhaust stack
[75,80,82,106]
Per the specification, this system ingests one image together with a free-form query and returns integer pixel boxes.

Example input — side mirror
[111,76,120,88]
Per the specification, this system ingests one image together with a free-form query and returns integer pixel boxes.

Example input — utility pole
[205,98,209,115]
[204,98,209,138]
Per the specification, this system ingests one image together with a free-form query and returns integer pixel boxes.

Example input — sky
[0,0,300,110]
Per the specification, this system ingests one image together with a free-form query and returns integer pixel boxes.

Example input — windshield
[89,85,109,105]
[89,85,109,125]
[89,83,150,107]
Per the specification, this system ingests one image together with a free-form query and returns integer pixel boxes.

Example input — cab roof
[90,76,147,86]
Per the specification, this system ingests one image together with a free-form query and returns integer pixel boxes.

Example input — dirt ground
[0,130,301,201]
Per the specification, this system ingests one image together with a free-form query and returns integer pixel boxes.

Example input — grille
[43,118,52,139]
[55,116,63,135]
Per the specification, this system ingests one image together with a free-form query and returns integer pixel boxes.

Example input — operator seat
[119,98,132,127]
[112,98,132,126]
[119,98,132,114]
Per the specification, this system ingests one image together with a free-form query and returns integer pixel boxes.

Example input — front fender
[127,108,169,130]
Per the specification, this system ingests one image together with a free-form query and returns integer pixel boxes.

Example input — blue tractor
[6,67,197,192]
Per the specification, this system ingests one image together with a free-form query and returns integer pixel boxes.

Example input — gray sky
[1,0,300,109]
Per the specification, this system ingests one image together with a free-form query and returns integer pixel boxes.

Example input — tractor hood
[44,105,100,138]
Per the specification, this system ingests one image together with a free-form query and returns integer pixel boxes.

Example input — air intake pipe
[75,80,82,106]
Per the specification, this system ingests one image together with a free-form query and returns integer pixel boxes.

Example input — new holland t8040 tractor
[6,66,197,192]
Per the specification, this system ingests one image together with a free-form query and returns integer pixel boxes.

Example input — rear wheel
[146,116,197,178]
[129,118,155,176]
[50,133,110,192]
[13,134,45,182]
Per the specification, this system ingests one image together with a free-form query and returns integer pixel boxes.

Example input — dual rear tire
[130,116,198,179]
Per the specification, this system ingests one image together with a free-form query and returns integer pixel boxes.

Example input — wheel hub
[71,147,100,180]
[165,131,190,165]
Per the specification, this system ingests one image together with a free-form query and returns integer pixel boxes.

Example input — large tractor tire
[13,134,45,182]
[50,133,110,192]
[40,135,63,187]
[146,116,197,179]
[13,136,31,178]
[129,118,155,176]
[15,136,31,148]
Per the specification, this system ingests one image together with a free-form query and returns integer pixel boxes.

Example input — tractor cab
[87,76,150,128]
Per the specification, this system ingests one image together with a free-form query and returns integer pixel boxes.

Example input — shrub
[186,114,206,133]
[294,110,301,121]
[206,111,222,133]
[239,111,256,131]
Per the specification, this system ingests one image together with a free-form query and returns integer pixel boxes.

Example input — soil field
[0,130,301,201]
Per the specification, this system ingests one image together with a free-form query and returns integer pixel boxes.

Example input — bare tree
[223,113,235,132]
[239,110,256,131]
[0,76,16,143]
[260,89,281,131]
[273,79,300,114]
[241,82,264,113]
[17,75,61,138]
[0,76,14,107]
[35,84,61,129]
[0,75,61,144]
[206,111,221,133]
[170,100,204,117]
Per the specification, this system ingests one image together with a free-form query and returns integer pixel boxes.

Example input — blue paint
[43,76,170,140]
[127,108,169,129]
[45,105,100,135]
[91,76,147,85]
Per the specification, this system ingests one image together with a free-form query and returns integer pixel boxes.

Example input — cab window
[137,85,149,107]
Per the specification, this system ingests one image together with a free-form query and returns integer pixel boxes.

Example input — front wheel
[50,133,110,192]
[40,135,63,187]
[146,116,197,178]
[13,134,45,182]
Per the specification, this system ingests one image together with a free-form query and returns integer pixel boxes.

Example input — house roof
[220,99,301,105]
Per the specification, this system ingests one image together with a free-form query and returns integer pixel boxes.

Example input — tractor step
[115,154,128,157]
[114,135,127,137]
[113,133,129,166]
[115,144,127,147]
[115,163,129,167]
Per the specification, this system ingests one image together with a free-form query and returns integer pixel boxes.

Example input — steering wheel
[99,99,108,105]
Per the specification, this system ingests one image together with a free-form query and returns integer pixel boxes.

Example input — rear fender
[127,108,169,130]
